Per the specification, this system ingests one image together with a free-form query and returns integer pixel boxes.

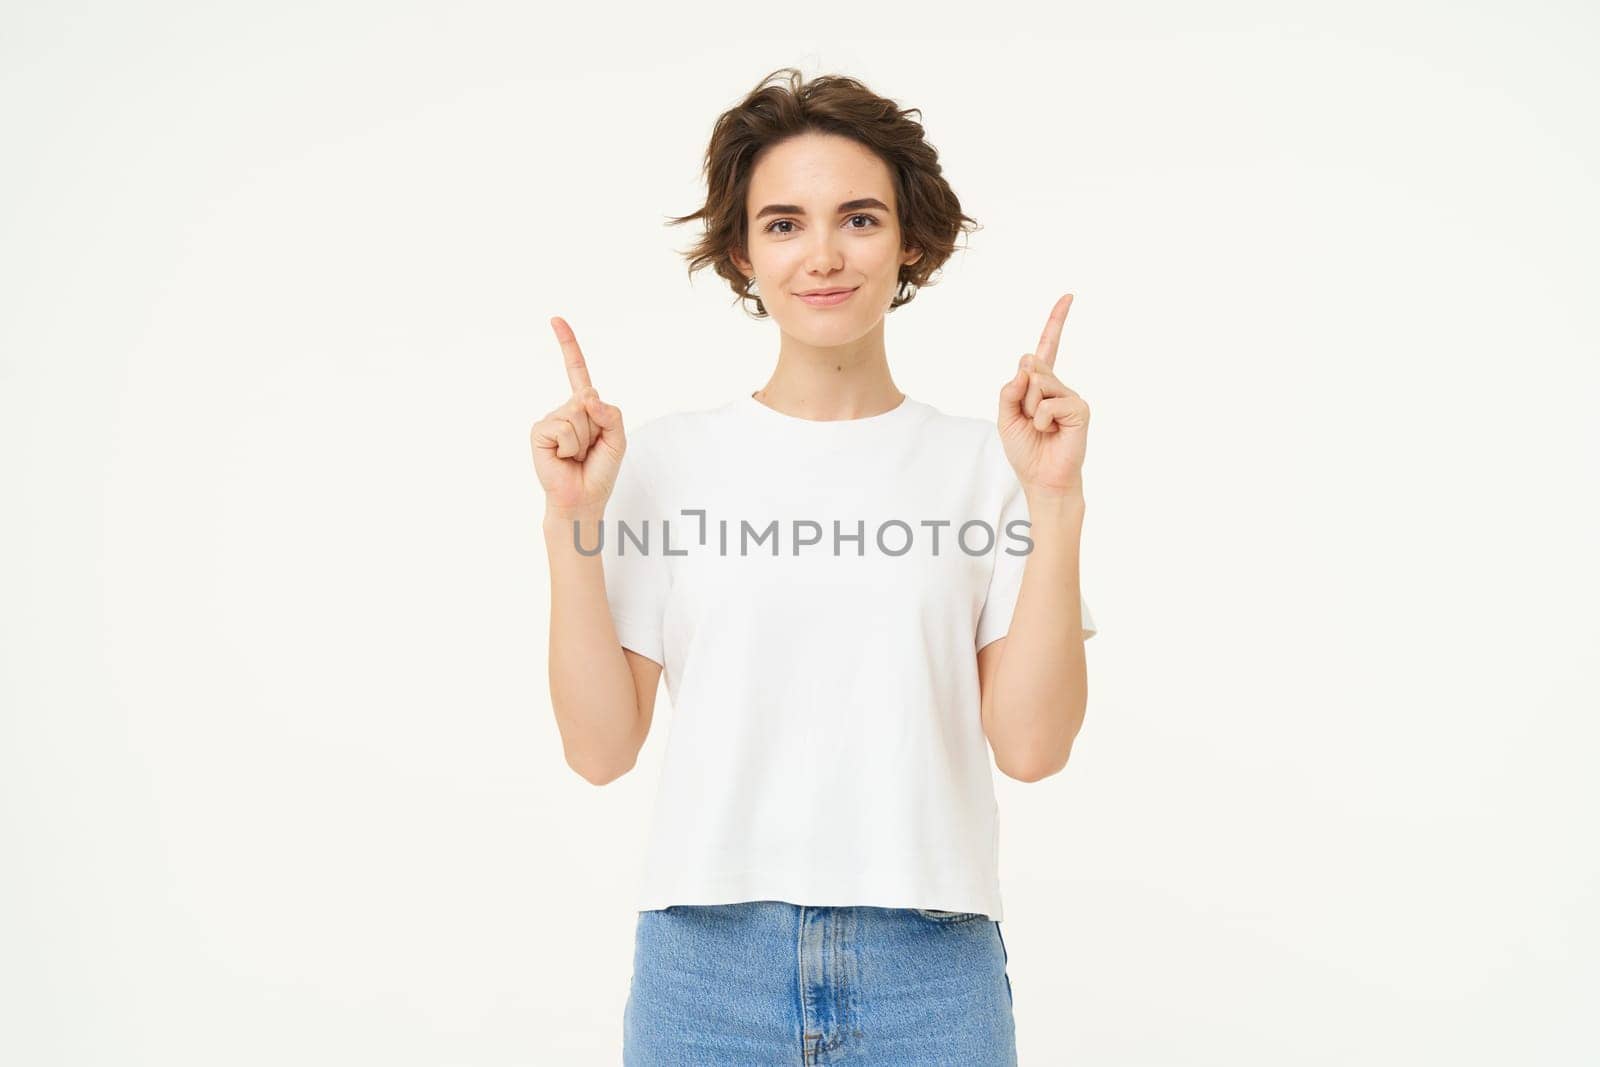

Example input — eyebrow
[754,197,891,221]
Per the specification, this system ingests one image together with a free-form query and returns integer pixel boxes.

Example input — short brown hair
[665,68,980,318]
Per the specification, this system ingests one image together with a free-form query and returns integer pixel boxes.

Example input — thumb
[585,395,626,448]
[998,365,1027,423]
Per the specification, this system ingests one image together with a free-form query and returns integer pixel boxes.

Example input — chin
[779,297,886,339]
[783,318,871,347]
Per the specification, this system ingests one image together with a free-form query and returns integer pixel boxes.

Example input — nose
[803,230,844,276]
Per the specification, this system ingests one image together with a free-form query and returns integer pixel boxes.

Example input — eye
[762,214,883,235]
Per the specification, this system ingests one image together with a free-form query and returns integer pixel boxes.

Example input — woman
[534,68,1096,1065]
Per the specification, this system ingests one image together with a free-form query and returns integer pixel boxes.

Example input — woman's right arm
[533,318,661,785]
[543,503,662,784]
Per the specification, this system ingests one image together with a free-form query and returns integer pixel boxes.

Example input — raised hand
[997,293,1091,498]
[530,316,628,512]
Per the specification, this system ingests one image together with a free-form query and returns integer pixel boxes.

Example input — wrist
[1024,485,1085,517]
[543,502,606,529]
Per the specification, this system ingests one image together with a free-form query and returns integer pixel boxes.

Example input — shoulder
[617,402,738,475]
[622,404,721,452]
[910,398,999,443]
[907,400,1011,477]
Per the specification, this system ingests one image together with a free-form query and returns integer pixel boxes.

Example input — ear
[902,246,923,268]
[729,248,753,276]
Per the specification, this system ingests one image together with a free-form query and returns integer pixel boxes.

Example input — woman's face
[733,132,922,346]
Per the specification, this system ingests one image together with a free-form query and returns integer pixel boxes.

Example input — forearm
[988,490,1089,781]
[543,506,645,781]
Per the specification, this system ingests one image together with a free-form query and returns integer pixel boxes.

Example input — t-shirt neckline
[737,390,922,429]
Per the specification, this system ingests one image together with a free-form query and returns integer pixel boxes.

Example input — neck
[754,318,902,420]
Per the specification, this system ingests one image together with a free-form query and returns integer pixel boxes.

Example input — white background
[4,3,1596,1063]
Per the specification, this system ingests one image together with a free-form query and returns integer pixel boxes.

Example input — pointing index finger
[550,316,593,393]
[1034,293,1074,370]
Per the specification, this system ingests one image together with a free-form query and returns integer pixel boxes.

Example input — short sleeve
[599,438,671,667]
[975,467,1098,651]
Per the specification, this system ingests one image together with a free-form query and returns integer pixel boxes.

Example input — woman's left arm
[979,490,1088,782]
[981,293,1093,782]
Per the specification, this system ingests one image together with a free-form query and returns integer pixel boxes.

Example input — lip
[796,287,858,307]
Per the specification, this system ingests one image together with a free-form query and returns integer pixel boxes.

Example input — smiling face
[731,132,923,346]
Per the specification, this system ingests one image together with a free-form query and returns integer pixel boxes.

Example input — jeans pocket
[915,908,985,923]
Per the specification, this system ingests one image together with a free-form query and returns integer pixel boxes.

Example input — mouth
[795,287,858,308]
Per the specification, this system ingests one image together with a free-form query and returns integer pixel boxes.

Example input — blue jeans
[623,901,1018,1065]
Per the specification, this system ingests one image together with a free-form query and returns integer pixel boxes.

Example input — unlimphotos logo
[569,510,1033,559]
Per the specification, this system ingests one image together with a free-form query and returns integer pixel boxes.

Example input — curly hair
[665,68,980,319]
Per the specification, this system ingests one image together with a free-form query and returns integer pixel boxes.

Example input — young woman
[534,68,1096,1065]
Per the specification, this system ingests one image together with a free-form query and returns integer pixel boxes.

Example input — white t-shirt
[598,392,1096,922]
